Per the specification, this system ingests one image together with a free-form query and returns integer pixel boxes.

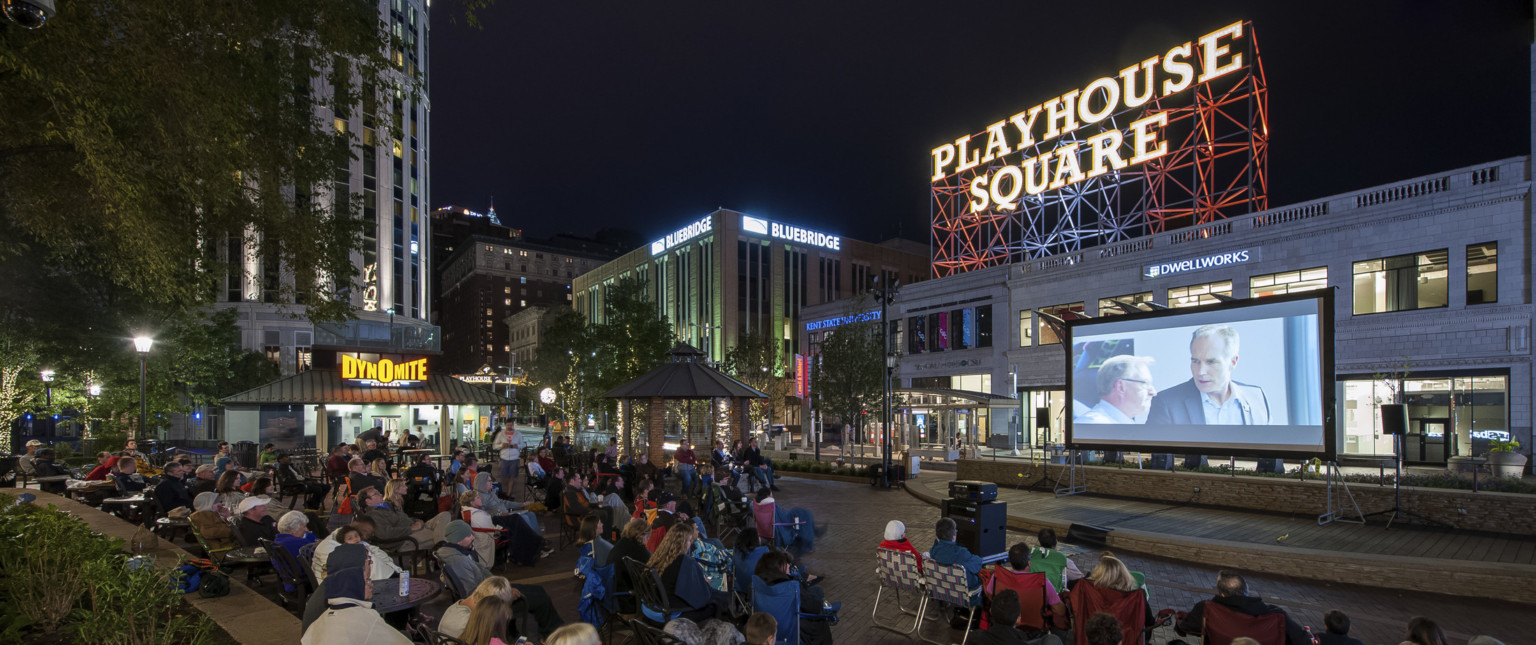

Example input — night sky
[430,1,1532,246]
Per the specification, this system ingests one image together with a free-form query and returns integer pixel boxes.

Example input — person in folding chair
[929,517,985,627]
[969,589,1062,645]
[436,520,566,641]
[752,549,839,645]
[1176,570,1308,645]
[300,544,412,645]
[753,488,826,555]
[646,521,729,623]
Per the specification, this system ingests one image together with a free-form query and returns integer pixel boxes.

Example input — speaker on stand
[1364,404,1443,529]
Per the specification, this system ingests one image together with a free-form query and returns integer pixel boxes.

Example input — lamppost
[133,336,153,442]
[871,277,899,488]
[86,381,101,441]
[39,369,54,437]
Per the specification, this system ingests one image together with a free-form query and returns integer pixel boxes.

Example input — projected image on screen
[1067,295,1329,456]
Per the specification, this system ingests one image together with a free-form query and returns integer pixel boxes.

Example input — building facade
[438,235,616,374]
[215,0,436,375]
[506,306,566,376]
[574,208,929,428]
[805,157,1532,468]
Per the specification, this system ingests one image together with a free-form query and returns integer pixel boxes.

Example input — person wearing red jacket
[878,520,925,574]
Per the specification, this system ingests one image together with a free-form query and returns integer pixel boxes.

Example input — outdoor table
[102,495,146,506]
[369,578,441,614]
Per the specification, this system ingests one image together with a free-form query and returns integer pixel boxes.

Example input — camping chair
[982,567,1059,632]
[434,550,470,601]
[621,557,681,626]
[1068,581,1165,645]
[258,537,310,610]
[1200,602,1287,645]
[561,507,584,550]
[409,623,471,645]
[751,575,840,645]
[459,509,505,566]
[629,619,687,645]
[189,518,236,564]
[298,541,320,589]
[751,500,804,550]
[524,462,547,500]
[585,560,637,644]
[922,556,982,645]
[873,547,930,636]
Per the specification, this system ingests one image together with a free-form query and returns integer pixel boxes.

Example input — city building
[575,208,930,430]
[437,234,620,375]
[214,0,437,377]
[506,306,566,374]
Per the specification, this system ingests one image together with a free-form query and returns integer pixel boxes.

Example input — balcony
[314,319,441,352]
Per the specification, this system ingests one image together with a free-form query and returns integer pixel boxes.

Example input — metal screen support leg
[1317,461,1364,525]
[1054,450,1087,497]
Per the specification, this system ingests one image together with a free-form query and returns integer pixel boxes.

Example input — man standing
[1075,355,1157,424]
[152,462,194,513]
[1177,571,1308,645]
[1146,324,1271,425]
[674,440,698,495]
[494,421,525,499]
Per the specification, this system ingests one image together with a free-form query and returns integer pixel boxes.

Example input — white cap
[236,497,270,514]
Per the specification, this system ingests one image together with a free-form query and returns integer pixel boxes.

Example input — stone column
[314,404,328,452]
[648,397,665,465]
[439,405,452,458]
[737,399,752,444]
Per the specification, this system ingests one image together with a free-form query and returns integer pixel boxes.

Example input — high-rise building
[214,0,436,374]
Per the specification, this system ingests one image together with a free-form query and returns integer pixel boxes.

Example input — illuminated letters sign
[804,310,881,332]
[742,216,841,251]
[341,355,429,387]
[1142,248,1256,279]
[930,20,1267,276]
[362,263,380,312]
[795,354,808,398]
[651,216,713,255]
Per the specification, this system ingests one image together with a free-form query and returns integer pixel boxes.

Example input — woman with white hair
[274,509,318,558]
[877,519,925,573]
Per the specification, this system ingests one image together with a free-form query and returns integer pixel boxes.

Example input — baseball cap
[236,497,270,514]
[25,440,42,447]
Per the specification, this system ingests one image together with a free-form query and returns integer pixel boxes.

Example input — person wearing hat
[645,491,689,552]
[17,439,43,477]
[435,519,566,640]
[32,449,70,494]
[275,451,328,510]
[878,520,925,574]
[300,544,411,645]
[234,496,278,547]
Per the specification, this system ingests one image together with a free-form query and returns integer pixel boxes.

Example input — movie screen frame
[1063,290,1336,460]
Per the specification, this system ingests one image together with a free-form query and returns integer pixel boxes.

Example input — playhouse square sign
[931,21,1250,211]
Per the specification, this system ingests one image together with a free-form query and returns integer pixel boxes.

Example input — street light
[133,336,153,442]
[871,277,899,489]
[39,369,54,408]
[85,381,101,440]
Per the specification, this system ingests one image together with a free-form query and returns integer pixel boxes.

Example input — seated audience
[312,516,403,582]
[190,492,236,552]
[970,588,1063,645]
[152,461,194,514]
[647,521,725,623]
[755,487,824,554]
[440,575,517,638]
[737,437,778,491]
[878,520,925,572]
[346,456,386,507]
[214,471,247,513]
[1085,612,1123,645]
[435,520,565,640]
[112,456,148,494]
[462,489,550,565]
[459,595,513,645]
[607,517,653,613]
[732,529,769,594]
[362,481,437,549]
[993,543,1066,628]
[929,517,983,592]
[300,544,411,644]
[32,449,71,493]
[1403,617,1448,645]
[275,451,329,510]
[754,549,835,645]
[743,612,778,645]
[1177,570,1308,645]
[190,465,219,496]
[234,496,278,547]
[1317,610,1364,645]
[578,513,613,565]
[85,452,117,481]
[274,510,318,558]
[473,472,541,533]
[546,622,601,645]
[1029,528,1083,591]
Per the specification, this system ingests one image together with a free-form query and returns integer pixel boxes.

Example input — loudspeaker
[1035,407,1051,430]
[1065,523,1112,549]
[943,498,1007,558]
[1102,451,1123,463]
[1254,458,1284,474]
[1182,455,1208,469]
[1381,404,1408,436]
[1148,453,1176,471]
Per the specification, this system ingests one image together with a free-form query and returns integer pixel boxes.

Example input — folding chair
[298,541,320,589]
[524,462,547,500]
[1068,581,1163,645]
[922,557,982,645]
[629,619,687,645]
[873,548,930,636]
[751,575,839,645]
[621,557,681,626]
[752,500,805,550]
[258,537,310,610]
[982,567,1058,632]
[1201,602,1287,645]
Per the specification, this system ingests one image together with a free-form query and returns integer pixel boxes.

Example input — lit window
[520,277,526,284]
[1097,292,1153,316]
[504,299,511,306]
[1352,251,1447,314]
[1467,242,1498,305]
[1018,310,1033,347]
[504,345,510,352]
[520,300,526,307]
[1251,267,1328,298]
[333,118,347,133]
[1037,303,1084,344]
[485,308,493,315]
[1168,281,1232,309]
[504,287,511,294]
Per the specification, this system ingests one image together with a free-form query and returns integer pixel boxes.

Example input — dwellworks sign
[1142,249,1256,279]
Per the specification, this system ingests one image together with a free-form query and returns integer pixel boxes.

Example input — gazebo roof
[602,344,768,400]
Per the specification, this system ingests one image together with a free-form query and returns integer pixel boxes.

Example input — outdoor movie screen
[1065,292,1333,458]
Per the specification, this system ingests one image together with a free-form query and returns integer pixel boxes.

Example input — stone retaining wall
[956,459,1536,535]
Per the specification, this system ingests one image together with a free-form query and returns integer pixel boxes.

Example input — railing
[314,320,441,352]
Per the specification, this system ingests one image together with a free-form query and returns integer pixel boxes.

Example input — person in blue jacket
[928,517,983,592]
[732,529,770,594]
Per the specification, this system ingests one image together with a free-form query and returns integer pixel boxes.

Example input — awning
[221,370,512,406]
[897,388,1020,406]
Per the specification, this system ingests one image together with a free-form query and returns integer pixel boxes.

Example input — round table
[369,578,441,614]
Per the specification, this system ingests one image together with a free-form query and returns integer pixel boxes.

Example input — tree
[811,297,887,448]
[721,332,795,430]
[0,0,401,335]
[528,310,595,432]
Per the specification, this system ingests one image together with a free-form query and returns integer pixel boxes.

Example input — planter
[1488,452,1529,478]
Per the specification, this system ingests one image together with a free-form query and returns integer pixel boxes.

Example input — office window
[504,287,511,294]
[976,305,992,348]
[1168,281,1232,308]
[1353,250,1448,314]
[1466,243,1497,305]
[504,299,512,306]
[1018,310,1033,347]
[485,308,492,315]
[1251,267,1328,298]
[1098,292,1153,316]
[908,315,926,354]
[1038,303,1084,344]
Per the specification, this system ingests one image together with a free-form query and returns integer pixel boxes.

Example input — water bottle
[399,570,410,596]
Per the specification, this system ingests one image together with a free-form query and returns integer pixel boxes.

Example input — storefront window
[1168,281,1232,308]
[1352,250,1447,314]
[1466,242,1498,305]
[1338,374,1506,464]
[1025,389,1068,448]
[1251,267,1328,298]
[1038,303,1084,344]
[1098,292,1153,316]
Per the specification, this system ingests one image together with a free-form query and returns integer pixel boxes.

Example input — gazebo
[602,343,767,465]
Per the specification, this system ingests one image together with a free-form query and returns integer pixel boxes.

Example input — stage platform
[906,472,1536,604]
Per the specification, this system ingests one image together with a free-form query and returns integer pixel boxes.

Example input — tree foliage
[811,297,888,436]
[721,332,795,429]
[0,0,401,333]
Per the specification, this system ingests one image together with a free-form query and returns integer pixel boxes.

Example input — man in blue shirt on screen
[1075,355,1157,424]
[1146,324,1271,425]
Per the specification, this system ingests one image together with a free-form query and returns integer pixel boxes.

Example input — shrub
[0,498,119,628]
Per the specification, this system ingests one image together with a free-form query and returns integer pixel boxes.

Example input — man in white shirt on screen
[1075,355,1157,424]
[1146,324,1271,425]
